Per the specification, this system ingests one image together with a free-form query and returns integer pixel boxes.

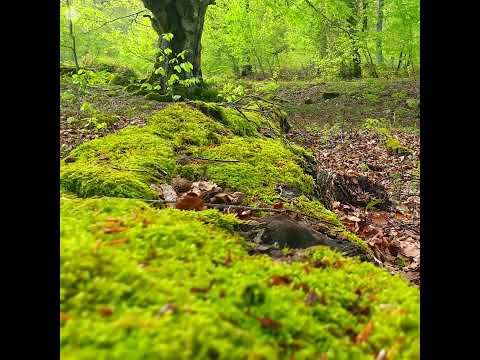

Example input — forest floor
[270,78,420,284]
[60,76,420,285]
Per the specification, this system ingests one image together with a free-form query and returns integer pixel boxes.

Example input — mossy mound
[193,101,272,136]
[176,137,315,203]
[61,104,311,203]
[61,195,419,359]
[60,127,176,199]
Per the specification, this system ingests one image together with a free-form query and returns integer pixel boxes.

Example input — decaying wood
[316,169,392,211]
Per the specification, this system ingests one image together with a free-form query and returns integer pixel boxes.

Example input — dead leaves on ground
[292,128,420,284]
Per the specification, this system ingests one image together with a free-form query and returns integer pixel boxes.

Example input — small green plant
[394,257,406,268]
[366,198,383,210]
[385,137,413,155]
[79,102,114,131]
[363,93,380,103]
[358,162,370,172]
[217,82,245,102]
[391,90,408,101]
[61,91,75,102]
[362,118,391,136]
[152,33,199,100]
[71,69,113,93]
[254,81,280,94]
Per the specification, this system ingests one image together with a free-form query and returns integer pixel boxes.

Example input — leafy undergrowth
[61,195,419,359]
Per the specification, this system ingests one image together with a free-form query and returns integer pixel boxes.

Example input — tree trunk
[376,0,384,65]
[346,0,362,78]
[66,0,80,71]
[141,0,214,79]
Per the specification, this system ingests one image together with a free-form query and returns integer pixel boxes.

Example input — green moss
[193,101,270,136]
[60,127,176,199]
[384,137,413,155]
[148,104,228,146]
[144,92,171,102]
[176,137,315,203]
[61,196,419,359]
[109,67,137,86]
[286,196,370,253]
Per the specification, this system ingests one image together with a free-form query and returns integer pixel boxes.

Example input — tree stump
[316,169,392,211]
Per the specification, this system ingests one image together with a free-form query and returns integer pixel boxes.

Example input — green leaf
[162,33,174,42]
[174,65,182,73]
[154,67,166,76]
[177,50,187,60]
[164,48,173,55]
[167,74,180,86]
[180,62,193,73]
[172,95,182,101]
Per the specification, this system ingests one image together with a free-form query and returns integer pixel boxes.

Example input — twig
[192,157,240,163]
[111,166,167,176]
[82,10,148,35]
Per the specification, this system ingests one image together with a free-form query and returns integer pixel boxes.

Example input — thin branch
[81,10,148,35]
[191,156,240,163]
[304,0,351,35]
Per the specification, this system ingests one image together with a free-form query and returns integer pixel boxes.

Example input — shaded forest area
[60,1,420,359]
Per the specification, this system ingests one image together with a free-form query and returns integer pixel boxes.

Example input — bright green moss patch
[61,127,176,199]
[384,137,413,155]
[148,104,228,146]
[193,101,271,137]
[61,104,310,202]
[61,196,419,359]
[176,137,315,203]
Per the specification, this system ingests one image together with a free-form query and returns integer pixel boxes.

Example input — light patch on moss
[61,196,419,359]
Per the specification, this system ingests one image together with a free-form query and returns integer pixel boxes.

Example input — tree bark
[141,0,214,79]
[66,0,80,71]
[345,0,362,78]
[376,0,384,65]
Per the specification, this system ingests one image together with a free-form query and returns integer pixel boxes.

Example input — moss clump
[60,127,176,199]
[176,137,315,203]
[148,104,228,146]
[109,67,137,86]
[385,137,413,155]
[61,196,419,359]
[193,101,270,136]
[286,196,370,253]
[144,92,172,102]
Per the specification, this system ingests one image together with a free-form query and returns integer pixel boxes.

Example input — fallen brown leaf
[99,307,113,317]
[257,317,281,330]
[355,320,373,344]
[176,195,206,211]
[270,275,293,286]
[103,226,128,234]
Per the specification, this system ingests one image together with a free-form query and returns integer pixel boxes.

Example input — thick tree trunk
[142,0,214,79]
[376,0,384,65]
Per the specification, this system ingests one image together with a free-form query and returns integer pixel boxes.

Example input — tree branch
[81,10,148,35]
[304,0,351,35]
